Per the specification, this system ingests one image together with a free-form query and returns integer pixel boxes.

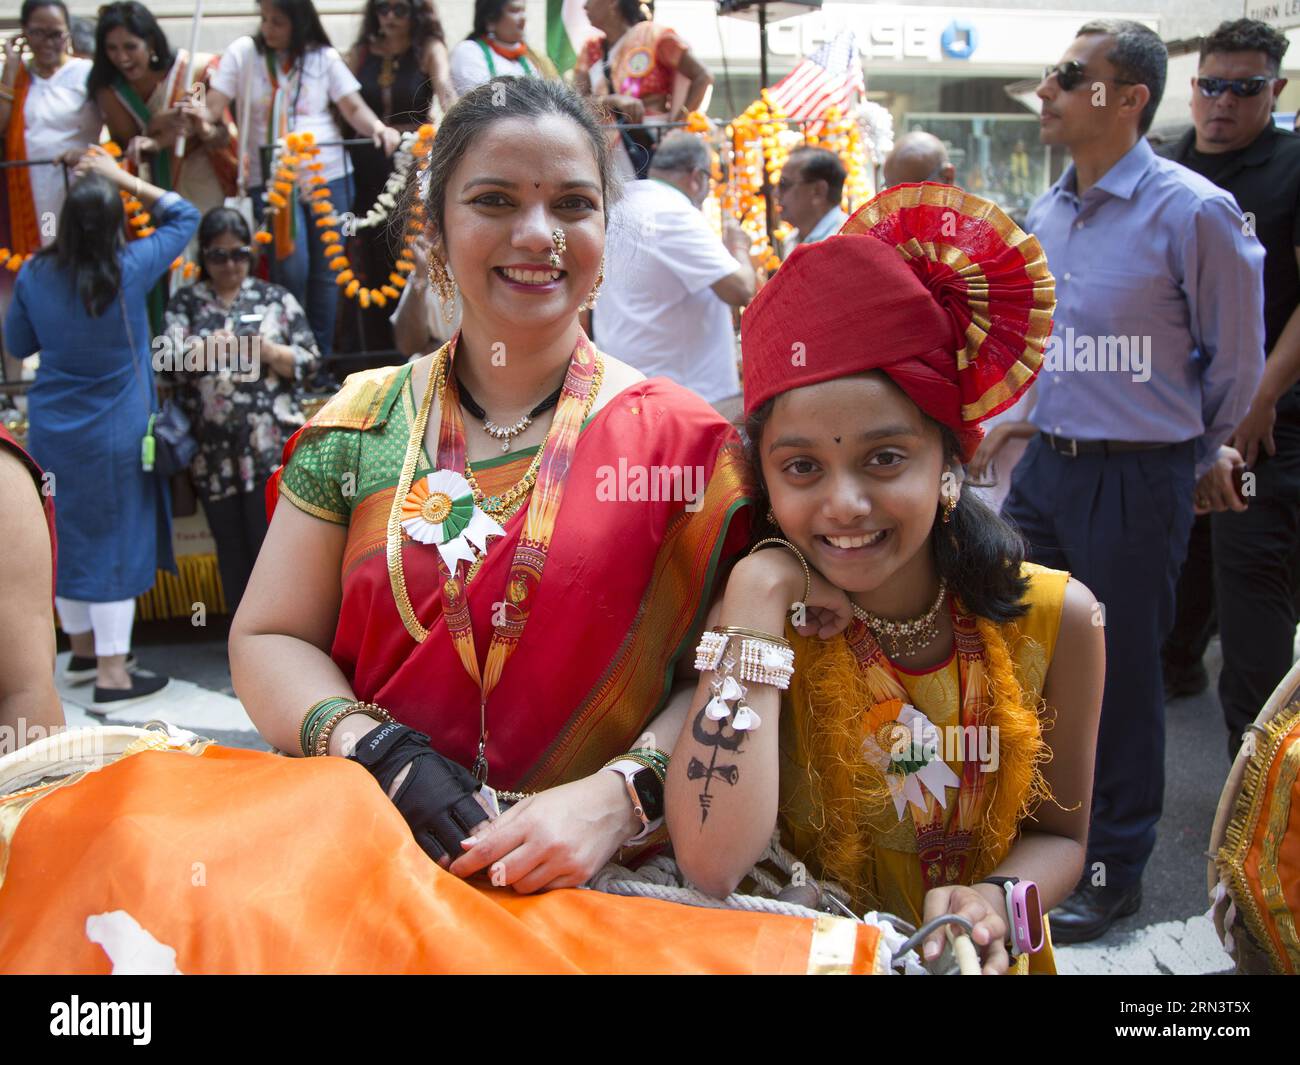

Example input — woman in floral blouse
[164,206,320,611]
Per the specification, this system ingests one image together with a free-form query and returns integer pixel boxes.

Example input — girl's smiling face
[439,114,605,334]
[760,372,950,599]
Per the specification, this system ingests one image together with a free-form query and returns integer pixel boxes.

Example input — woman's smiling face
[760,372,949,597]
[439,113,605,334]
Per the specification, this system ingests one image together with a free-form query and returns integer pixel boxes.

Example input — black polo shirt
[1161,122,1300,409]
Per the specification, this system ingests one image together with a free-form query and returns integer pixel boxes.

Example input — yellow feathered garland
[787,609,1054,911]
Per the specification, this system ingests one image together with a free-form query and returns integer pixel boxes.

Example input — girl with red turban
[666,184,1107,974]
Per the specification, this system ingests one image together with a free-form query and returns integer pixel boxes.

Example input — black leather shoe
[1049,881,1142,944]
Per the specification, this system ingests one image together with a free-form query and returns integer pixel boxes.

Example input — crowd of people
[0,5,1297,974]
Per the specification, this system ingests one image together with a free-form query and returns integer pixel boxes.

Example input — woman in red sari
[230,76,753,893]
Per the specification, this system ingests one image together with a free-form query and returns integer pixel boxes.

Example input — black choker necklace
[455,375,565,452]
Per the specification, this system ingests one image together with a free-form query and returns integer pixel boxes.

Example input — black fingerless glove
[349,722,489,863]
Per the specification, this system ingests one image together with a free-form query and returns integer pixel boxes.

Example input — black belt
[1040,432,1178,458]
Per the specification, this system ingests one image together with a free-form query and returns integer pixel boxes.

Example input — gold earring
[428,257,457,323]
[766,506,778,528]
[579,255,605,311]
[941,494,957,524]
[550,227,567,270]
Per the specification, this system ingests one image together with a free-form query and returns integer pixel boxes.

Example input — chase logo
[940,20,978,60]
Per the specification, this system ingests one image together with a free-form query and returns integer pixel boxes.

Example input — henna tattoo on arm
[690,706,744,825]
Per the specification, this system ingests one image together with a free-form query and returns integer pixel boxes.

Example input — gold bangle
[747,537,811,609]
[315,702,394,758]
[718,625,792,648]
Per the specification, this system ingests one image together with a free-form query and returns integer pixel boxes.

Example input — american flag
[767,30,865,130]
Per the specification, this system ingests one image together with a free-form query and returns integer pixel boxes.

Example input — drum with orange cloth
[1208,658,1300,975]
[0,727,892,975]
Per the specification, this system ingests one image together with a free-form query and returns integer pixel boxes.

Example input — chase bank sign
[940,20,979,60]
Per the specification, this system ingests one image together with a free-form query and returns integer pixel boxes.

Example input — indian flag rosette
[862,699,961,820]
[400,470,505,572]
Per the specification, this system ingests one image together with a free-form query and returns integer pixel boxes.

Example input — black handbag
[121,295,198,478]
[150,397,199,478]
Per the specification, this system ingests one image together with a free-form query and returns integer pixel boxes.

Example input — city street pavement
[54,617,1300,975]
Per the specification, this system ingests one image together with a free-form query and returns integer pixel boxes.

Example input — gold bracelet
[718,625,791,648]
[315,702,395,758]
[747,537,812,609]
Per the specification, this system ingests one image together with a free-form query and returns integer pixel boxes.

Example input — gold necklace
[850,578,948,658]
[441,352,605,523]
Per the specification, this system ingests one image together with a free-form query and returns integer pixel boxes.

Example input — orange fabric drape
[0,745,884,974]
[3,65,42,257]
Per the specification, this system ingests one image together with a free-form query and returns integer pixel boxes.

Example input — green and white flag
[547,0,593,74]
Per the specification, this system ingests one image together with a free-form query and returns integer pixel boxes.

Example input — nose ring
[549,228,566,270]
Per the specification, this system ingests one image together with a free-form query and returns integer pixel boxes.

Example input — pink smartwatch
[981,876,1044,956]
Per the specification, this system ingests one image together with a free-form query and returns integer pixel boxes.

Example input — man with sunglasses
[1159,20,1300,764]
[1002,19,1266,944]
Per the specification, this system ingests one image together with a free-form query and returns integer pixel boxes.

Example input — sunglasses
[1196,76,1272,98]
[376,2,411,16]
[203,246,252,265]
[1044,60,1138,92]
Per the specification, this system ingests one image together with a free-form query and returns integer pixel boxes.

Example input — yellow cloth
[778,562,1070,973]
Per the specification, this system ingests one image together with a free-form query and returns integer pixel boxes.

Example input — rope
[588,833,856,922]
[589,876,829,920]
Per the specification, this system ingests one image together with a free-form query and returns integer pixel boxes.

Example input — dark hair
[34,173,125,317]
[787,146,847,204]
[87,2,174,97]
[1076,19,1167,134]
[196,207,253,281]
[615,0,649,25]
[422,77,621,249]
[21,0,70,27]
[255,0,333,62]
[470,0,513,41]
[742,390,1030,623]
[358,0,446,54]
[1200,18,1290,77]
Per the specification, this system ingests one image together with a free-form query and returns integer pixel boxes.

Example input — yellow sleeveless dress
[778,562,1070,974]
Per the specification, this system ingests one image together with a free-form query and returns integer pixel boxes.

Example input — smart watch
[605,759,665,843]
[980,876,1044,956]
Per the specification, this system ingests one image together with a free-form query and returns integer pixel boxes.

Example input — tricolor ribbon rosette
[400,470,505,572]
[862,699,961,820]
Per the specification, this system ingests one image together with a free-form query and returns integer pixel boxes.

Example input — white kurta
[22,58,101,245]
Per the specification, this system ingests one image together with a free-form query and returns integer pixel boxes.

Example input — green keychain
[141,412,157,472]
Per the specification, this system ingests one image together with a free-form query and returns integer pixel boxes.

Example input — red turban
[740,183,1055,462]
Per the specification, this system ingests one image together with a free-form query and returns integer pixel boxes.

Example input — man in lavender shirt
[999,20,1265,943]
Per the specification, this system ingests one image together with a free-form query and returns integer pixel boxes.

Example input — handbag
[121,295,198,478]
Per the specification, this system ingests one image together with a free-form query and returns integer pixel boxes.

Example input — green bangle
[628,746,670,772]
[299,697,353,757]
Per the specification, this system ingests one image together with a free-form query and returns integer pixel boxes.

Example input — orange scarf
[4,65,42,257]
[486,37,528,61]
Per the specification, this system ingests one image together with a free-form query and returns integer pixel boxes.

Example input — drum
[1207,658,1300,975]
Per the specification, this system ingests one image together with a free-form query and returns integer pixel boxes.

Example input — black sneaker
[64,653,139,685]
[90,674,171,714]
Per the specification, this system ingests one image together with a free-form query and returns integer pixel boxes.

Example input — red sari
[271,358,754,790]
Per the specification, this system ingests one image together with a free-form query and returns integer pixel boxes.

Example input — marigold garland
[95,140,199,280]
[252,125,436,307]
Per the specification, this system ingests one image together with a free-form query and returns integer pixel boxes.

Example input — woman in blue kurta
[3,145,199,711]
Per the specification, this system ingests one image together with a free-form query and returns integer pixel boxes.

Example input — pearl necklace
[850,578,948,658]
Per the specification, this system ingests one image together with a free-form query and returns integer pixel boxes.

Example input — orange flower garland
[96,141,199,280]
[322,123,435,307]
